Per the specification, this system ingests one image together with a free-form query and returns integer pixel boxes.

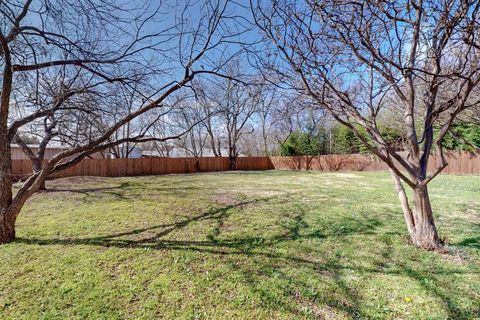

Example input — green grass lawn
[0,171,479,319]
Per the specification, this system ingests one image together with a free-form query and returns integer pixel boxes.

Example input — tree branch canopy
[0,0,252,244]
[251,0,480,187]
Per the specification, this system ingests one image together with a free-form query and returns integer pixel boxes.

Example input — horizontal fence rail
[11,151,480,179]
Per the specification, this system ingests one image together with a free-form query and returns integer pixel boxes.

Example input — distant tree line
[280,120,480,156]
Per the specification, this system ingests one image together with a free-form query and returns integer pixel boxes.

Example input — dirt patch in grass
[440,246,475,265]
[210,193,243,206]
[326,172,362,179]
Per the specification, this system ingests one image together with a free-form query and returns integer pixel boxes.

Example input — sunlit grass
[1,171,479,319]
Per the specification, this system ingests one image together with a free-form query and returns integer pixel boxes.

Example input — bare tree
[107,85,144,159]
[11,67,114,189]
[172,99,210,169]
[14,117,56,190]
[208,63,259,169]
[256,84,283,155]
[193,81,225,157]
[252,0,480,249]
[0,0,247,244]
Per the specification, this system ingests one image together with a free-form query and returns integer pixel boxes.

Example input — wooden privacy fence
[269,154,387,172]
[270,151,480,175]
[11,156,275,179]
[270,151,480,174]
[11,151,480,178]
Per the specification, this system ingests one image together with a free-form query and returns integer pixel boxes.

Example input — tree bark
[0,146,15,244]
[229,156,237,170]
[389,169,442,250]
[389,169,415,235]
[194,157,200,172]
[32,159,46,190]
[0,210,15,244]
[410,186,442,250]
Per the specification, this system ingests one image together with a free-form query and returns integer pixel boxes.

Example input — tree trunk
[0,146,15,244]
[32,159,46,190]
[229,155,237,170]
[0,212,15,244]
[389,169,415,234]
[410,186,443,250]
[194,157,200,172]
[263,137,269,157]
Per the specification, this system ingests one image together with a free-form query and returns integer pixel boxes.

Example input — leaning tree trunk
[410,185,442,250]
[389,169,415,234]
[32,159,46,190]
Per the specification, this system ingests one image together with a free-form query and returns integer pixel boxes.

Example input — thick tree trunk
[0,146,15,244]
[0,212,15,244]
[389,170,443,250]
[410,186,443,250]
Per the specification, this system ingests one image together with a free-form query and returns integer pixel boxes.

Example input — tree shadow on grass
[15,199,480,319]
[17,198,268,248]
[458,236,480,249]
[15,198,372,318]
[457,223,480,250]
[372,236,480,320]
[43,181,222,203]
[40,182,135,201]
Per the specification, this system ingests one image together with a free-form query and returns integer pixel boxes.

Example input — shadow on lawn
[43,181,220,202]
[458,223,480,250]
[459,236,480,249]
[16,199,480,319]
[43,181,140,200]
